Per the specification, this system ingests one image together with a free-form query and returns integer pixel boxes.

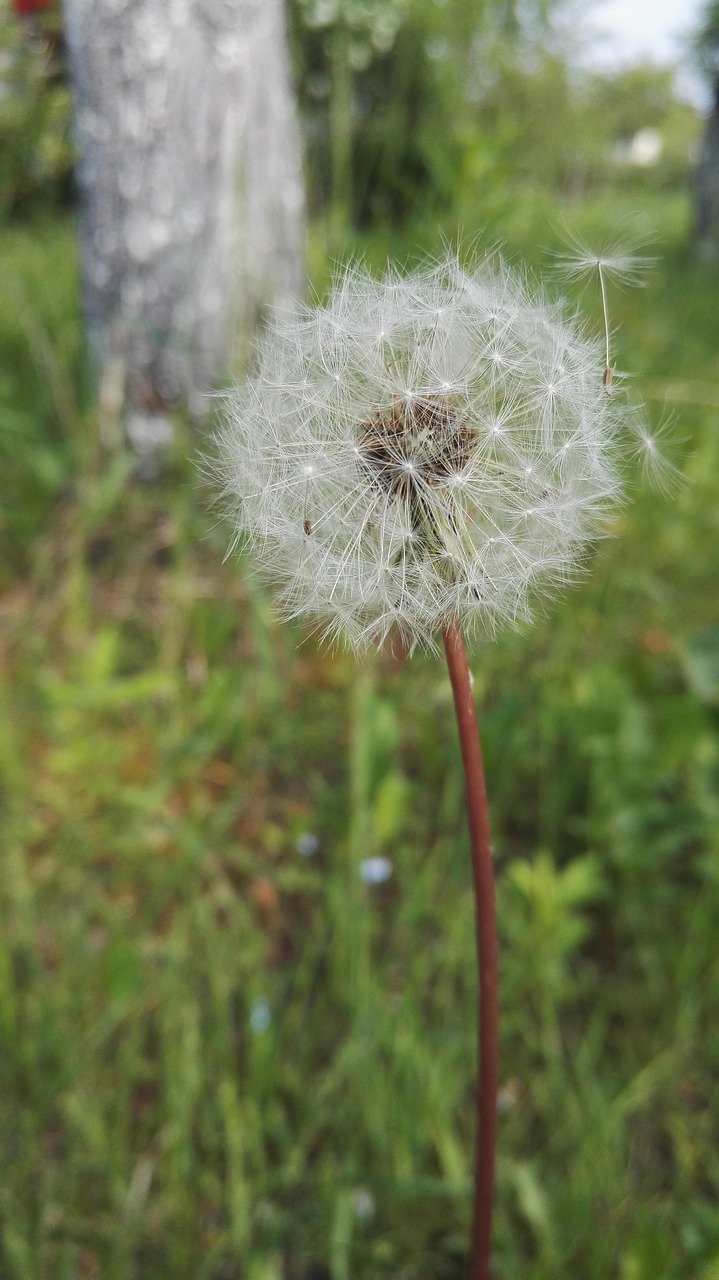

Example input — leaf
[507,1160,553,1243]
[102,938,142,1005]
[679,625,719,705]
[373,768,409,844]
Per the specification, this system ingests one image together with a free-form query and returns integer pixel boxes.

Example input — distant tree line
[287,0,702,227]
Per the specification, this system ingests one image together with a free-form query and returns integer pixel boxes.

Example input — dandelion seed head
[214,253,654,652]
[249,998,271,1034]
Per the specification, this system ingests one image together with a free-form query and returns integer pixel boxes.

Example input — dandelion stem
[443,621,498,1280]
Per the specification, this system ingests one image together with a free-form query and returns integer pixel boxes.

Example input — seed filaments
[358,395,474,500]
[357,394,476,572]
[215,253,641,652]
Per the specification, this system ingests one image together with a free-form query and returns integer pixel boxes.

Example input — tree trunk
[695,78,719,259]
[62,0,304,461]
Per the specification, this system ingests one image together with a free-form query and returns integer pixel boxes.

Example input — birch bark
[63,0,304,456]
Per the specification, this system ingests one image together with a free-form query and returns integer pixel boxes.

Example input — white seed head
[213,254,646,653]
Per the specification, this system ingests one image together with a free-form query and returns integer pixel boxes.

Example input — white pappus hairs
[213,251,651,653]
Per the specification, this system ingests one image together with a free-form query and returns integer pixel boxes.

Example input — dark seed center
[357,395,472,499]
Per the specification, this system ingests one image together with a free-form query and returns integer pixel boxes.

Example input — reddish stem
[443,621,498,1280]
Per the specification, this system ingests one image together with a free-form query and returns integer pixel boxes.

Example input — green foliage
[289,0,700,235]
[0,0,700,238]
[289,0,564,228]
[694,0,719,66]
[579,66,702,189]
[0,218,85,569]
[0,11,73,217]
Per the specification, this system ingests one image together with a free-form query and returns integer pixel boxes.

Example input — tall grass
[1,193,718,1279]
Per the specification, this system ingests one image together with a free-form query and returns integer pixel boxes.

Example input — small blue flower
[352,1187,376,1222]
[249,997,272,1034]
[360,856,393,885]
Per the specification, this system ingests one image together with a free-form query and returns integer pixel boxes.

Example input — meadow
[1,184,719,1280]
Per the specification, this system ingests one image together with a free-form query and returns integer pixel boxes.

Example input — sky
[584,0,710,103]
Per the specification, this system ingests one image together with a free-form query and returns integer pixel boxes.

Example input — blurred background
[1,1,718,1277]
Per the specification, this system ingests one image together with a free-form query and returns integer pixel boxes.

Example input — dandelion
[212,251,656,1280]
[216,254,642,654]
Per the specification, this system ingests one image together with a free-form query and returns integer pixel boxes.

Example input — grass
[1,190,719,1280]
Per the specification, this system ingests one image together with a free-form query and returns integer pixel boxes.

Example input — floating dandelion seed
[215,254,646,653]
[551,232,656,395]
[212,250,664,1280]
[626,409,684,496]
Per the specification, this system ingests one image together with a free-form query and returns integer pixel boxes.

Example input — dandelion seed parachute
[552,232,656,289]
[214,254,639,652]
